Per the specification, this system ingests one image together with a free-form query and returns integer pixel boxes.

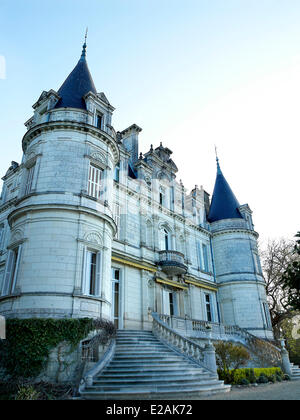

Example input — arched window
[160,227,171,251]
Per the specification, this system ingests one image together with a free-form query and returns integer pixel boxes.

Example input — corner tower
[208,158,273,339]
[0,41,118,319]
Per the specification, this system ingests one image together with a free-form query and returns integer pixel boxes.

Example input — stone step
[113,353,184,360]
[116,338,159,343]
[96,370,208,379]
[115,347,167,352]
[80,384,231,400]
[85,377,224,391]
[79,329,230,399]
[114,348,176,353]
[107,362,199,369]
[93,375,212,385]
[103,366,205,374]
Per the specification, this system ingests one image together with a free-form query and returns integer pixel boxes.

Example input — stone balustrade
[158,250,187,276]
[157,313,283,368]
[152,312,218,376]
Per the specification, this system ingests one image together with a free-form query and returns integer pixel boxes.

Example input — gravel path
[197,380,300,400]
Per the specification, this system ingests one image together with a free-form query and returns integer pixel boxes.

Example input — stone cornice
[7,202,117,235]
[211,228,259,239]
[22,120,120,164]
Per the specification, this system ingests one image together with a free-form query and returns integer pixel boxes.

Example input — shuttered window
[25,165,35,195]
[1,246,21,296]
[87,164,103,199]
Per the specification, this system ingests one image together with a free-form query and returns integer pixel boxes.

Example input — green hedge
[0,318,96,378]
[218,367,284,385]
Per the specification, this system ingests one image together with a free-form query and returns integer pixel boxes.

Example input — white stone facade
[0,56,273,340]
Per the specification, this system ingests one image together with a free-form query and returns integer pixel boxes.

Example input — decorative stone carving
[10,229,24,244]
[91,152,106,164]
[84,231,103,246]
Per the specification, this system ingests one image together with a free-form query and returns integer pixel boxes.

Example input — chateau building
[0,41,273,340]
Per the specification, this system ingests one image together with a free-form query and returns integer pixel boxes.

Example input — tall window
[25,165,35,195]
[159,186,165,207]
[263,302,272,328]
[83,249,101,296]
[202,244,209,272]
[114,163,120,182]
[205,293,212,322]
[1,246,21,296]
[88,164,103,199]
[96,113,103,130]
[253,252,262,274]
[112,268,120,328]
[160,228,170,251]
[162,290,178,316]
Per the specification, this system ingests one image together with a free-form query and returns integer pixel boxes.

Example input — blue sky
[1,0,300,242]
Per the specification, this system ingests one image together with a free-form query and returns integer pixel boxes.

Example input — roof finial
[215,145,221,174]
[80,27,88,61]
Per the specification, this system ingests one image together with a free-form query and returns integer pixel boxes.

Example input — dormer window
[96,113,103,130]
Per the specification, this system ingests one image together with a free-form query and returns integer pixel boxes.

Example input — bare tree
[260,238,296,338]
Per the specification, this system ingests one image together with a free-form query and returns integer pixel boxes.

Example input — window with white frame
[24,164,35,195]
[197,241,209,272]
[1,246,22,296]
[205,293,213,322]
[82,249,101,296]
[160,227,171,251]
[88,164,103,199]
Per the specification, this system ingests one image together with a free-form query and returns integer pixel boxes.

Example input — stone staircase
[290,363,300,380]
[80,330,231,399]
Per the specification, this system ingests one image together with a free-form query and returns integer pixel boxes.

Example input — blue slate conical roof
[55,42,97,110]
[207,160,243,223]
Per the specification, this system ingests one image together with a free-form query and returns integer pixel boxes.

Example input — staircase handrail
[157,313,282,368]
[229,325,282,367]
[152,312,217,376]
[79,337,116,391]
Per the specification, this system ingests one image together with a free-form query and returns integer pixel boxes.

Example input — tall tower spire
[208,155,242,223]
[215,145,221,174]
[55,29,97,110]
[80,27,88,61]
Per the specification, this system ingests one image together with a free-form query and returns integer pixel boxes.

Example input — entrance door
[111,268,121,328]
[162,289,178,316]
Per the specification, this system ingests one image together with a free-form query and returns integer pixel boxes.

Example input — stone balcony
[158,250,188,276]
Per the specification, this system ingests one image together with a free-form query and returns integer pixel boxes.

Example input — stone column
[280,340,293,376]
[203,342,218,376]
